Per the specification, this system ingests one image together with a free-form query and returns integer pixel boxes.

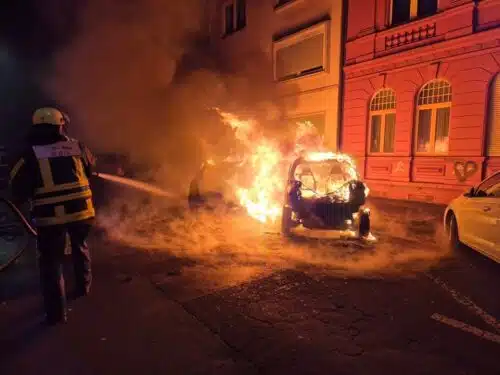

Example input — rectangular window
[369,113,396,154]
[416,105,450,154]
[383,113,396,153]
[392,0,411,25]
[274,22,328,81]
[236,0,246,30]
[391,0,437,25]
[417,109,432,153]
[488,75,500,156]
[224,3,234,35]
[370,115,382,153]
[289,113,326,135]
[417,0,437,18]
[223,0,246,36]
[435,107,450,153]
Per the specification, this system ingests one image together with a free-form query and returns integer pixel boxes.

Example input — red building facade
[342,0,500,204]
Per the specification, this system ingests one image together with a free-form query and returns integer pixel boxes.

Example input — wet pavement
[1,198,499,375]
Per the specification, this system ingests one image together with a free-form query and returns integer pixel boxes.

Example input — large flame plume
[212,110,368,224]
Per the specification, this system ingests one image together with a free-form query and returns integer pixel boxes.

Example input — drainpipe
[472,0,478,34]
[337,0,349,152]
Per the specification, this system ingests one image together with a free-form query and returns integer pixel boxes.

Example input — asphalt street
[0,199,499,375]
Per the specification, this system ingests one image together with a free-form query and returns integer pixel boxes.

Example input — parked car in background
[444,172,500,263]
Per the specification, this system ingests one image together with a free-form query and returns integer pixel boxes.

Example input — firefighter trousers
[37,221,92,320]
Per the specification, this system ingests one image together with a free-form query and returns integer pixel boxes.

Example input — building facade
[206,0,345,149]
[343,0,500,204]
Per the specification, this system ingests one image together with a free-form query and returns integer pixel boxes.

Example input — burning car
[281,152,372,240]
[188,158,243,211]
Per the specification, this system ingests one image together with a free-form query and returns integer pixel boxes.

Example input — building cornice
[344,27,500,80]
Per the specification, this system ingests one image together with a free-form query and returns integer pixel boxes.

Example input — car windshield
[293,160,355,196]
[475,172,500,197]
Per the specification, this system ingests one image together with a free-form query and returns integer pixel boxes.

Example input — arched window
[415,80,451,154]
[369,89,396,153]
[487,73,500,156]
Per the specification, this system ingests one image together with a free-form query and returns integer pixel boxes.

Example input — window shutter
[488,74,500,156]
[276,34,324,80]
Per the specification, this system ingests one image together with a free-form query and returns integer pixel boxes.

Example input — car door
[463,173,500,257]
[482,177,500,260]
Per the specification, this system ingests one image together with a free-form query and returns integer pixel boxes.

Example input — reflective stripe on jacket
[10,139,95,227]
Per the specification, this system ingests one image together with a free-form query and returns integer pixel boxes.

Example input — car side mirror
[464,187,474,197]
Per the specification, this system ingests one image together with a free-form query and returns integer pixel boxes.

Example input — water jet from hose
[95,173,176,198]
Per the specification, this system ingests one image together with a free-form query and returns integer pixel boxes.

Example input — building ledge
[344,27,500,80]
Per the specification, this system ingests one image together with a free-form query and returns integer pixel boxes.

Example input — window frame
[389,0,437,26]
[221,0,246,37]
[273,21,330,82]
[487,73,500,156]
[368,89,397,155]
[414,80,452,156]
[288,111,327,135]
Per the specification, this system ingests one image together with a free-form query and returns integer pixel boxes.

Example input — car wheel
[358,211,370,238]
[447,214,461,250]
[281,206,294,237]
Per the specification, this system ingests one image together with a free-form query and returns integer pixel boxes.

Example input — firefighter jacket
[9,134,96,227]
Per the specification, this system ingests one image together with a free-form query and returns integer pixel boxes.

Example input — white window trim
[368,89,397,155]
[414,100,452,156]
[368,110,396,155]
[273,21,330,82]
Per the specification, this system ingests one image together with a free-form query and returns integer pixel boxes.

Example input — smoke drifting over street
[97,197,450,280]
[44,0,287,194]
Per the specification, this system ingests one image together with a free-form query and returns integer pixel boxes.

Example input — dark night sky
[0,0,82,61]
[0,0,84,143]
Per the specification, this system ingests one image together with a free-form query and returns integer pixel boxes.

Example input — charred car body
[188,158,243,211]
[188,152,372,240]
[281,153,371,239]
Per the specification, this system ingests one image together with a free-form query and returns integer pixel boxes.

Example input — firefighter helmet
[32,107,66,126]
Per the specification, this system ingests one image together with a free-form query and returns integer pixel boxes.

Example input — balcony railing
[384,23,437,50]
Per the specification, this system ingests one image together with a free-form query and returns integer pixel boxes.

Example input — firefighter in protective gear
[9,107,96,325]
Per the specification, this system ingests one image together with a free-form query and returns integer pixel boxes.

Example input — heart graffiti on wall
[453,160,478,182]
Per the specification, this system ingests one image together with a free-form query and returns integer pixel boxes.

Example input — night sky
[0,0,83,141]
[1,0,83,61]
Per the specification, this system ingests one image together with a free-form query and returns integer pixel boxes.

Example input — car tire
[281,206,293,237]
[358,211,370,238]
[447,214,461,250]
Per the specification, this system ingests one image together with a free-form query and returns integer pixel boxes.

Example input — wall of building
[343,0,500,204]
[207,0,344,149]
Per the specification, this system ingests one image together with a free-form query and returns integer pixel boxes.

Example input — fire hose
[0,197,37,272]
[0,173,100,272]
[0,171,174,272]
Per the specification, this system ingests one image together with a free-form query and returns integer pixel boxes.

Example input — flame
[213,109,368,224]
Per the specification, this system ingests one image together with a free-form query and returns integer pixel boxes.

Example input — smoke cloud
[97,198,450,284]
[44,0,291,194]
